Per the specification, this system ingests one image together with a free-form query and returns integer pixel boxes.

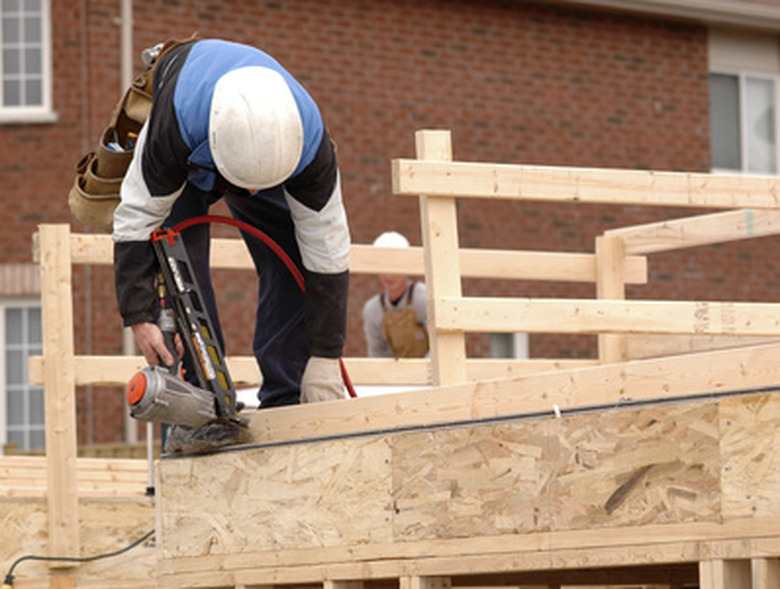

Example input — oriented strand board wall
[157,392,780,573]
[0,498,156,587]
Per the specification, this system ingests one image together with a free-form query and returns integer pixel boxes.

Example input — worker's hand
[300,357,345,403]
[131,321,182,367]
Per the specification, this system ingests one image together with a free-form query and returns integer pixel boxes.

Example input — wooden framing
[19,129,780,587]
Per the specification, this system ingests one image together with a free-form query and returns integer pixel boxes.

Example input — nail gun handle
[157,308,181,376]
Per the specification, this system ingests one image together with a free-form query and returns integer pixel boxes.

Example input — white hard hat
[372,231,409,248]
[209,66,303,190]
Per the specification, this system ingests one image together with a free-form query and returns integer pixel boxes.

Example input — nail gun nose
[126,371,148,406]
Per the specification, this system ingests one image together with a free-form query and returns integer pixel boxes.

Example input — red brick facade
[4,0,775,443]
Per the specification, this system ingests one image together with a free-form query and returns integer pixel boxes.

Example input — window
[710,72,777,174]
[1,302,44,452]
[0,0,53,121]
[708,28,780,175]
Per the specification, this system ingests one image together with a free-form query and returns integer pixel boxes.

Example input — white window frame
[0,0,56,123]
[710,68,780,175]
[0,298,44,453]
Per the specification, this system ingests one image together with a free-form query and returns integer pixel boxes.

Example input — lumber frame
[27,128,780,587]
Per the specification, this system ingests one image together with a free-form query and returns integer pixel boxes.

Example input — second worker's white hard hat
[372,231,410,248]
[210,66,303,190]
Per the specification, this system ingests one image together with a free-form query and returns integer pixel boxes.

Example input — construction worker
[112,38,350,433]
[362,231,428,358]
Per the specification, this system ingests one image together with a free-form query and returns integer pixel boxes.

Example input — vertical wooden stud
[753,557,780,589]
[400,576,452,589]
[699,559,751,589]
[415,129,467,386]
[38,224,80,564]
[596,234,628,363]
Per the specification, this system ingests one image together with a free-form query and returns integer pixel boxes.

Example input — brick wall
[6,0,776,443]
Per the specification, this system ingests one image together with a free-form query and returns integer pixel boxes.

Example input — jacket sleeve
[112,112,185,325]
[283,130,351,358]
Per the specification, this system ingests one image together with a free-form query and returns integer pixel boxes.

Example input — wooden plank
[392,159,780,209]
[158,530,780,586]
[244,342,780,445]
[28,355,596,387]
[400,577,451,589]
[0,456,149,498]
[351,245,648,284]
[596,234,628,363]
[63,233,648,284]
[434,297,780,336]
[37,224,80,563]
[624,334,780,360]
[699,559,751,589]
[415,130,467,386]
[605,209,780,255]
[753,557,780,589]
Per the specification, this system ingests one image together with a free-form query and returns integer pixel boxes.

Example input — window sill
[0,110,58,125]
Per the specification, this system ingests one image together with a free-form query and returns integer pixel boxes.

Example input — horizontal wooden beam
[434,297,780,335]
[605,209,780,255]
[392,159,780,209]
[39,233,647,284]
[28,355,596,387]
[159,527,780,588]
[0,456,149,498]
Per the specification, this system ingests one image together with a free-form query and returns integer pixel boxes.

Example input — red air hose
[171,214,357,398]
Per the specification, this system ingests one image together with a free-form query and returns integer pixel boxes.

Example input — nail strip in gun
[192,329,217,380]
[168,256,186,292]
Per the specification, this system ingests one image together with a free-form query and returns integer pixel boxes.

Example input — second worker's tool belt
[68,35,196,234]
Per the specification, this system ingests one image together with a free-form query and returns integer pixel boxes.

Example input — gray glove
[300,356,345,403]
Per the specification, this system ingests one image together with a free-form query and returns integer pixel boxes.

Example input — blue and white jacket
[113,39,350,358]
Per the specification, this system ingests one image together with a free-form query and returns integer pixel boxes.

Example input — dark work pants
[165,183,309,408]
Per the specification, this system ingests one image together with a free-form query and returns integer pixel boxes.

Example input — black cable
[3,529,154,587]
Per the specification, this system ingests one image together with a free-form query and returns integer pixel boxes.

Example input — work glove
[300,356,345,403]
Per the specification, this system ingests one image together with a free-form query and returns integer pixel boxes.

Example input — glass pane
[25,47,41,74]
[6,308,22,344]
[24,15,40,43]
[30,388,44,424]
[29,429,45,450]
[7,389,24,422]
[710,74,741,170]
[25,77,41,104]
[6,350,23,383]
[4,48,20,74]
[3,0,21,14]
[28,308,41,344]
[3,16,19,43]
[7,430,25,449]
[23,0,41,13]
[746,77,776,174]
[4,79,20,105]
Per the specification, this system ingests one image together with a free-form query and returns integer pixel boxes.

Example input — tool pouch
[68,35,194,233]
[68,68,153,233]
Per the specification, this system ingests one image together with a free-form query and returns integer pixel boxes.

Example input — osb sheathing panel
[0,498,156,586]
[157,392,780,562]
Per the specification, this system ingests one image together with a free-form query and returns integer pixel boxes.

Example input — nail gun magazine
[125,227,246,430]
